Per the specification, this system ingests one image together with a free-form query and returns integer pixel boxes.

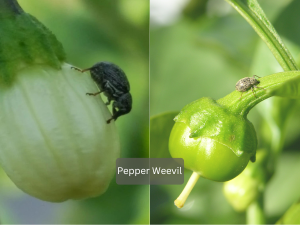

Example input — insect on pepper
[235,75,266,99]
[72,62,132,124]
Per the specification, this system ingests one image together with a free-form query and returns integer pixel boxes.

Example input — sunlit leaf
[269,75,300,98]
[225,0,298,71]
[276,199,300,224]
[150,112,178,158]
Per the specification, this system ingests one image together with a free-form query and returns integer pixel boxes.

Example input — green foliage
[151,0,300,224]
[150,112,178,158]
[276,199,300,224]
[0,13,65,85]
[269,75,300,98]
[225,0,298,71]
[223,149,267,212]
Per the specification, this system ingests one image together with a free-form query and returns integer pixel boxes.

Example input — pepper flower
[0,0,120,202]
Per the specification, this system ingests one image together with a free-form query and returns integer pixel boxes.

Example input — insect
[72,62,132,124]
[235,75,266,99]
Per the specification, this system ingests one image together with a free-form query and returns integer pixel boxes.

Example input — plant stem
[225,0,298,71]
[217,71,300,116]
[174,172,200,208]
[246,195,266,224]
[0,0,23,17]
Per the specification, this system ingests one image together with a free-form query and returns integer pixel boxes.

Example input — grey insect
[72,62,132,124]
[235,75,266,99]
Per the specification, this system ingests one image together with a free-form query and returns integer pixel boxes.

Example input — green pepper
[223,149,268,212]
[169,71,300,208]
[170,97,257,181]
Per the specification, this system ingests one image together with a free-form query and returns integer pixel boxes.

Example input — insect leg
[70,66,83,72]
[253,75,261,79]
[254,85,266,91]
[81,67,94,72]
[239,92,243,100]
[106,103,118,124]
[106,117,114,124]
[86,91,102,96]
[103,82,118,104]
[71,66,95,73]
[105,98,112,105]
[251,86,257,98]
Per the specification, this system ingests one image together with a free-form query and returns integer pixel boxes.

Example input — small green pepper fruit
[0,0,120,202]
[223,149,267,212]
[170,97,257,181]
[170,97,257,208]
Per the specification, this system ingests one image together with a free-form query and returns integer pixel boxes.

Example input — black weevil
[72,62,132,124]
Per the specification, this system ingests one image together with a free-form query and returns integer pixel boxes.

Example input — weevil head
[250,77,259,85]
[85,62,103,73]
[82,62,106,73]
[92,61,116,71]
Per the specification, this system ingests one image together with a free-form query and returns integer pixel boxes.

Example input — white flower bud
[0,63,120,202]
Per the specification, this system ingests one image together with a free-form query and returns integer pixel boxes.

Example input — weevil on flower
[0,0,121,202]
[235,75,266,99]
[72,62,132,124]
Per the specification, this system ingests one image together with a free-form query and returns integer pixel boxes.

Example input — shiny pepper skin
[169,97,257,182]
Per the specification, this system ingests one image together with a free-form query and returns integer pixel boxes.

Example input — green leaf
[150,112,178,158]
[276,199,300,224]
[268,75,300,98]
[250,37,300,174]
[225,0,298,71]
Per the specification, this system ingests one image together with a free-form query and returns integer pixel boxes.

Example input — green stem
[174,172,200,208]
[246,194,266,224]
[225,0,298,71]
[222,2,298,223]
[217,71,300,116]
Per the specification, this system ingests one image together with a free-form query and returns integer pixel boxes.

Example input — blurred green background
[150,0,300,224]
[0,0,149,224]
[3,0,300,224]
